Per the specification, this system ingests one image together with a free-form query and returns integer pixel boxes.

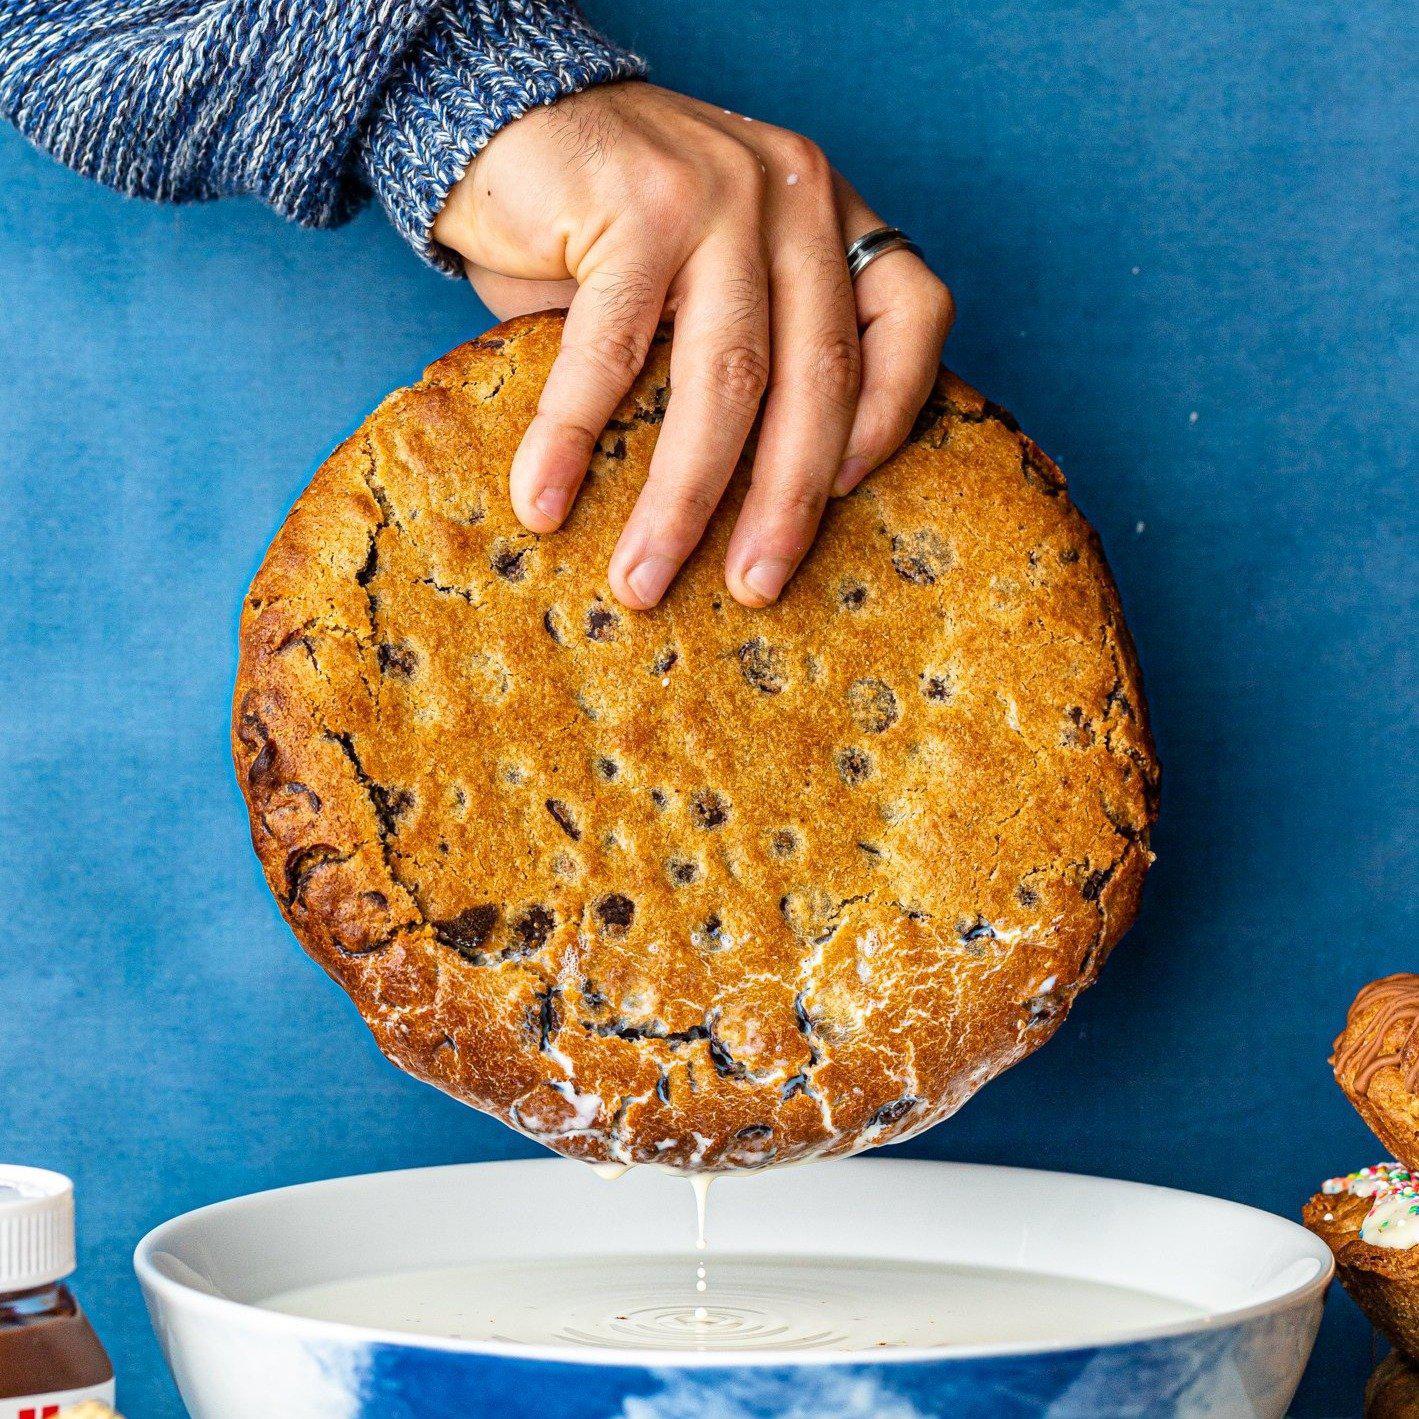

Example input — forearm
[0,0,447,225]
[0,0,643,249]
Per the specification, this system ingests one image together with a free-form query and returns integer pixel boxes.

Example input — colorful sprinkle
[1321,1164,1419,1249]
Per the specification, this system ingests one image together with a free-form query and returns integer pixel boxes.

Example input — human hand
[433,82,954,610]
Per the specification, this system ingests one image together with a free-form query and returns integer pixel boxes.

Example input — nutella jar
[0,1168,113,1417]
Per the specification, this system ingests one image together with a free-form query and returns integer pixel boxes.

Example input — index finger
[607,236,771,609]
[509,258,672,532]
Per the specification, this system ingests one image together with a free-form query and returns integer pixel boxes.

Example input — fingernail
[534,486,568,524]
[833,457,869,497]
[743,559,789,604]
[624,555,676,608]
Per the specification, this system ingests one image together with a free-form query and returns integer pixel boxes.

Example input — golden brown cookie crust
[1305,1189,1419,1363]
[233,312,1158,1172]
[1334,976,1419,1175]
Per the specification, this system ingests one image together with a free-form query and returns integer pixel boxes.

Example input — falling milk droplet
[689,1174,717,1319]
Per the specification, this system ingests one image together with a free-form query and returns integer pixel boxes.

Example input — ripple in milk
[261,1254,1201,1353]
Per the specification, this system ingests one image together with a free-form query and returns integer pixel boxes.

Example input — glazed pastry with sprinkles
[1320,1165,1419,1248]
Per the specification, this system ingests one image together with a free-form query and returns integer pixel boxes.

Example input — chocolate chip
[595,893,635,934]
[836,579,867,610]
[283,843,341,905]
[690,790,729,830]
[738,637,787,694]
[377,641,418,678]
[511,905,555,956]
[1016,884,1039,908]
[1059,547,1081,564]
[693,914,726,951]
[921,672,954,703]
[543,607,568,645]
[890,529,950,585]
[634,384,669,424]
[649,788,669,810]
[436,904,499,961]
[667,858,700,886]
[247,738,279,789]
[835,747,872,786]
[235,694,269,753]
[870,1095,921,1129]
[847,678,900,733]
[281,782,321,814]
[492,545,529,581]
[735,1123,773,1143]
[545,798,581,840]
[1061,706,1096,748]
[594,756,620,782]
[771,828,799,858]
[651,647,679,676]
[959,918,996,943]
[585,603,619,642]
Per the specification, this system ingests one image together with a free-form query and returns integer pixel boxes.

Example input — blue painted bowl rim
[134,1159,1333,1370]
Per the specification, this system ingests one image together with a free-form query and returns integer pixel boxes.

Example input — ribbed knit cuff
[361,0,646,273]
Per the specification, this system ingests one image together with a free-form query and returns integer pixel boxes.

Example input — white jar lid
[0,1166,76,1291]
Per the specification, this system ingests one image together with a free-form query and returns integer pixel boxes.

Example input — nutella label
[0,1380,116,1418]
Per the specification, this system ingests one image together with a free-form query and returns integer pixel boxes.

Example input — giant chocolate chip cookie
[234,312,1158,1172]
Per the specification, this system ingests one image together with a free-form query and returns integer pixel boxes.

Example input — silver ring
[846,226,923,280]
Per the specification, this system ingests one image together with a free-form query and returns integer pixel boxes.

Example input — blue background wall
[0,1,1412,1413]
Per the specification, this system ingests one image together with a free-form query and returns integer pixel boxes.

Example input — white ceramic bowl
[136,1159,1330,1418]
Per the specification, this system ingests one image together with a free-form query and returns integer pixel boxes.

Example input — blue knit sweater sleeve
[0,1,645,270]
